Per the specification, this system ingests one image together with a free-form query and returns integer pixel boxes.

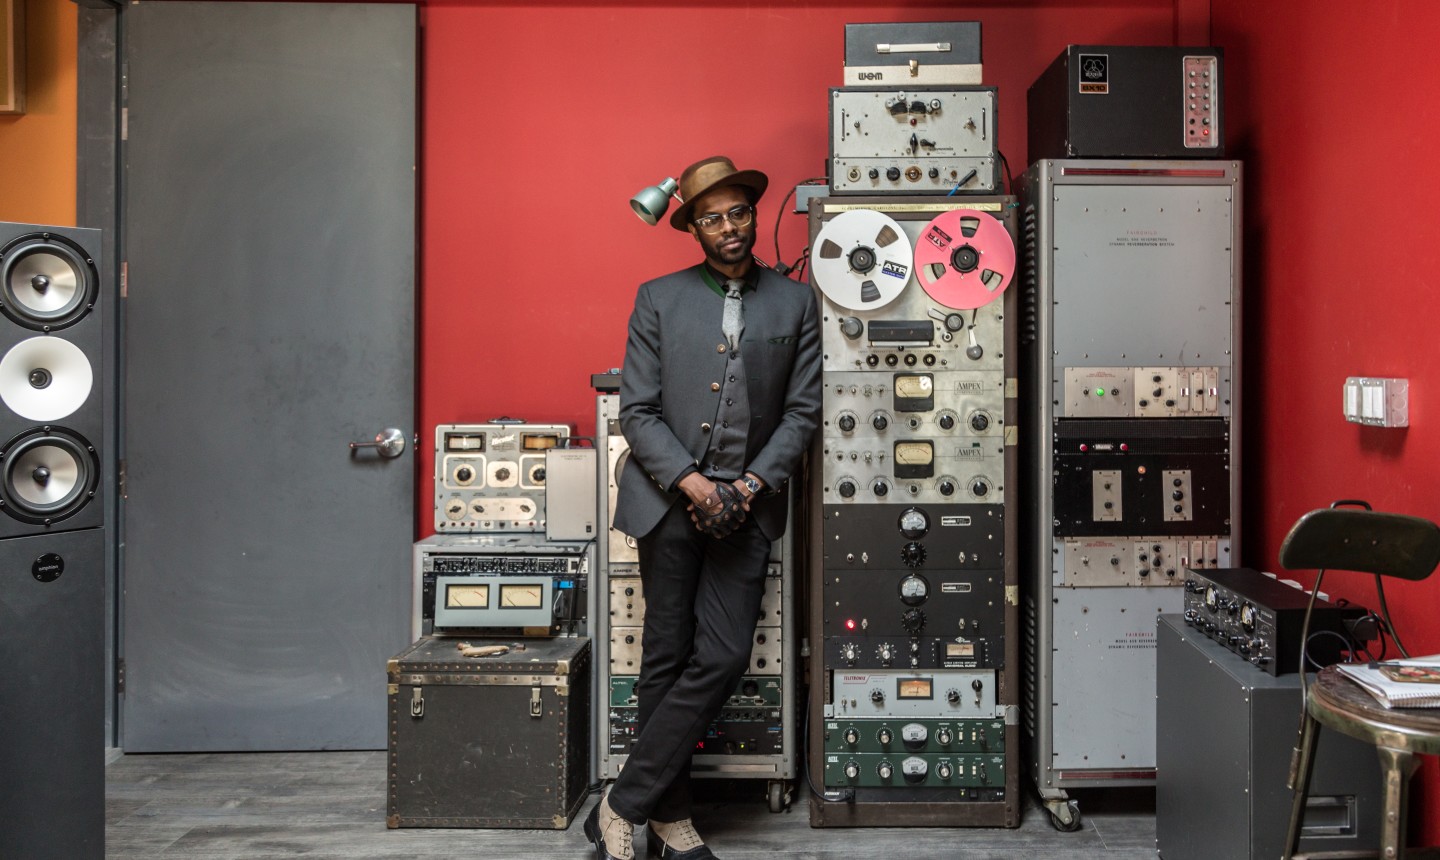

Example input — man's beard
[707,231,754,266]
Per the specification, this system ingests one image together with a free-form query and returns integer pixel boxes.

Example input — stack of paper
[1336,656,1440,709]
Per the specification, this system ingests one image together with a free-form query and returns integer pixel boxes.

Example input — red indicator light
[1120,443,1130,452]
[1202,129,1210,136]
[845,619,856,630]
[1079,444,1089,452]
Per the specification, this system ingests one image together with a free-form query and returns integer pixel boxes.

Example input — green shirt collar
[699,262,759,298]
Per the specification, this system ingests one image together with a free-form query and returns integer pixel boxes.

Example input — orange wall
[1213,0,1440,839]
[0,0,76,226]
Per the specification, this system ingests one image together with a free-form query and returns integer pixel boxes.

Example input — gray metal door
[120,2,416,751]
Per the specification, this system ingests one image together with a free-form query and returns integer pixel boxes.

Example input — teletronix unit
[1019,159,1241,830]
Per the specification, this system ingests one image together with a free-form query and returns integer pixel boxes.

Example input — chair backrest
[1279,508,1440,581]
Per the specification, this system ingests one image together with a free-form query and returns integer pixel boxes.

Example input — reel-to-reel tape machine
[807,196,1019,827]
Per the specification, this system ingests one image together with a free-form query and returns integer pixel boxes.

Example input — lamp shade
[629,177,679,226]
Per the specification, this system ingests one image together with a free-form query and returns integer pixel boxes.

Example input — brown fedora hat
[668,155,769,231]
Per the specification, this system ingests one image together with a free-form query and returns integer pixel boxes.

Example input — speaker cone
[0,337,94,421]
[0,428,98,524]
[0,234,97,330]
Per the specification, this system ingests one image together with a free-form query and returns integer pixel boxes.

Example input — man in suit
[584,156,821,860]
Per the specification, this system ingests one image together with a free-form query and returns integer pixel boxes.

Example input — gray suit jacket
[614,264,822,541]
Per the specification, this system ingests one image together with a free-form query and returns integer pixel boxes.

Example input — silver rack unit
[593,394,797,811]
[1019,159,1242,829]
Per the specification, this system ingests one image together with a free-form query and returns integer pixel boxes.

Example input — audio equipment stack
[593,386,797,812]
[0,223,107,857]
[1183,567,1368,675]
[805,196,1020,827]
[1019,159,1241,830]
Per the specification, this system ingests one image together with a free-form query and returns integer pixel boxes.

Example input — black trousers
[606,501,771,824]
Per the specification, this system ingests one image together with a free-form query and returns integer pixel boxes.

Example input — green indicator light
[1095,387,1106,397]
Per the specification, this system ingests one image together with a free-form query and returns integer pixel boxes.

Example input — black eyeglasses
[692,205,754,234]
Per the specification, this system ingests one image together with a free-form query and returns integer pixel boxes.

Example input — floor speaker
[0,222,105,858]
[0,224,103,537]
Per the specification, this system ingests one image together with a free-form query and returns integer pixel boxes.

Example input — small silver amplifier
[830,86,998,195]
[411,533,594,638]
[433,421,569,533]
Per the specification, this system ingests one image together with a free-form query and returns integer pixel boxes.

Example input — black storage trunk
[387,636,590,829]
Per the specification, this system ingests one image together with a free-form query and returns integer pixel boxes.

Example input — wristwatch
[741,475,764,496]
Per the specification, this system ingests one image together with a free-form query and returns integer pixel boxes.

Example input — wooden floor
[105,751,1157,859]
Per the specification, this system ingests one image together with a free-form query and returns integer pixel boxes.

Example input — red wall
[419,0,1190,513]
[1213,0,1440,839]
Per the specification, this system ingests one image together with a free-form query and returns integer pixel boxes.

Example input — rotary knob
[969,412,990,432]
[877,727,893,745]
[946,689,960,705]
[936,728,953,746]
[494,466,512,482]
[868,168,880,180]
[886,167,901,182]
[838,479,857,499]
[840,317,863,339]
[876,643,895,664]
[454,465,475,483]
[938,412,956,430]
[873,480,889,497]
[844,760,860,780]
[870,687,886,704]
[843,727,860,746]
[936,761,954,780]
[877,761,894,780]
[938,479,956,496]
[840,642,858,664]
[872,413,889,431]
[901,608,926,634]
[901,541,927,567]
[970,478,990,498]
[837,413,857,432]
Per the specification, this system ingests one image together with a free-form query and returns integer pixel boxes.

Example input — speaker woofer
[0,234,98,330]
[0,428,99,524]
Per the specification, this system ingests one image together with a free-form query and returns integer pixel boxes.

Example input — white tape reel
[811,209,913,311]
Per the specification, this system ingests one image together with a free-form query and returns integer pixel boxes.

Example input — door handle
[350,427,407,458]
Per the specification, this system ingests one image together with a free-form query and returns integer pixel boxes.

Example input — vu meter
[894,441,935,478]
[500,583,544,608]
[894,374,935,410]
[445,582,489,608]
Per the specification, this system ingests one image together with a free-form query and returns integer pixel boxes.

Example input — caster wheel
[1047,799,1082,832]
[767,780,786,813]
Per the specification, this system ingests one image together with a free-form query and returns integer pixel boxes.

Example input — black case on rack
[387,636,590,829]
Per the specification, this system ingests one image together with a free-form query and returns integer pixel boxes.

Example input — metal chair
[1281,503,1440,860]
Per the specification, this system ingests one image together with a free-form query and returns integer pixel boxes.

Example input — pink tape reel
[913,209,1016,309]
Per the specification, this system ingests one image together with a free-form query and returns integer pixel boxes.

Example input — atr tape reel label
[914,209,1016,310]
[811,209,914,312]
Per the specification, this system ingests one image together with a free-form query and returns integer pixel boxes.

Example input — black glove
[692,480,747,539]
